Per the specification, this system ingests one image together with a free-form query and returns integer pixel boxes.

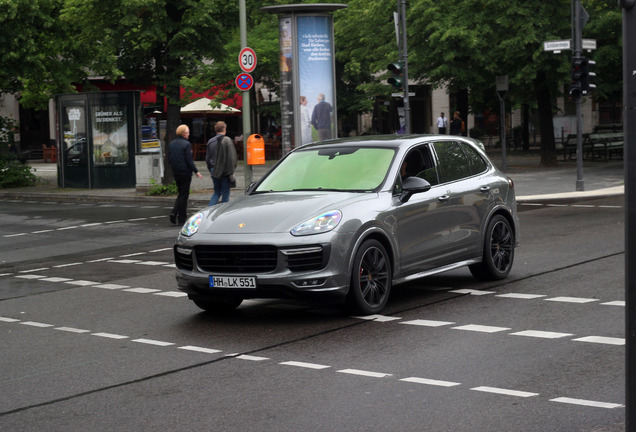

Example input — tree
[333,0,620,166]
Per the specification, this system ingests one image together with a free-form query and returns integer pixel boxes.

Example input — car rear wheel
[469,214,514,280]
[347,239,392,315]
[191,297,243,313]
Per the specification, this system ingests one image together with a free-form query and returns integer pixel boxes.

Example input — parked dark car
[174,135,518,315]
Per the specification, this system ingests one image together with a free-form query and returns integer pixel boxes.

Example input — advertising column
[263,4,346,156]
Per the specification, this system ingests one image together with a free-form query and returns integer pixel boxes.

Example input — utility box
[135,152,163,190]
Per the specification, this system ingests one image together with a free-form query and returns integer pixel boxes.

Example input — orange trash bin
[246,134,265,165]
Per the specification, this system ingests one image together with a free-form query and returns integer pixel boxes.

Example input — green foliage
[145,178,178,196]
[0,152,38,188]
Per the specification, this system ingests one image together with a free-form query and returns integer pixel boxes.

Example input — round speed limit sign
[238,47,257,73]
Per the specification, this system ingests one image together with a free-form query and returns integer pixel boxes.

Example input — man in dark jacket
[168,125,202,225]
[311,93,333,141]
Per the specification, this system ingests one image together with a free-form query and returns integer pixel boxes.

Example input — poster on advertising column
[297,15,335,145]
[91,105,129,166]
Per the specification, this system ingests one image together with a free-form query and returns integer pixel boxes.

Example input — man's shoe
[169,213,176,225]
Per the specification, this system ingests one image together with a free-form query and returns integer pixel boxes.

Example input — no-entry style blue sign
[235,73,254,91]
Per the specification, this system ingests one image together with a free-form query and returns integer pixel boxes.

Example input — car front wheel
[347,239,392,315]
[469,214,515,280]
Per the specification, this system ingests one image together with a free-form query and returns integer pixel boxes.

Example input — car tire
[191,297,243,313]
[347,239,392,315]
[469,214,515,280]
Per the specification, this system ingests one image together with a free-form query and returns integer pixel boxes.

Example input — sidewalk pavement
[0,150,624,208]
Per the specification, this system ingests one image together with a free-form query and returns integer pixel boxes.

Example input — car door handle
[480,186,491,193]
[438,195,450,202]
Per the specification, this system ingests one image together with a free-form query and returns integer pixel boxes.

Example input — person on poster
[300,96,312,144]
[311,93,333,141]
[207,121,236,206]
[168,125,203,225]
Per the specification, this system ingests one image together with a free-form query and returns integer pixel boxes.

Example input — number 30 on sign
[238,47,257,73]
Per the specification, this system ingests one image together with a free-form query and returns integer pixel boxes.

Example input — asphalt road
[0,196,625,431]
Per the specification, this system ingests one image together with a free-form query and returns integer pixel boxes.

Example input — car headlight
[181,212,203,237]
[291,210,342,236]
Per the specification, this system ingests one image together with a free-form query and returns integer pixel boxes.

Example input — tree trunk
[534,71,558,166]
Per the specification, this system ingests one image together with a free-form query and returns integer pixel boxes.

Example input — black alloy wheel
[348,239,392,315]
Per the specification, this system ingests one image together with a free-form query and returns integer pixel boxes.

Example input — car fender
[345,224,398,285]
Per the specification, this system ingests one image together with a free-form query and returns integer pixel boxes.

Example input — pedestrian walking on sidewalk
[167,125,203,225]
[450,111,465,136]
[208,121,238,206]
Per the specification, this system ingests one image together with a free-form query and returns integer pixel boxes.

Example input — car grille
[282,246,326,272]
[174,244,329,274]
[173,246,193,271]
[195,245,278,273]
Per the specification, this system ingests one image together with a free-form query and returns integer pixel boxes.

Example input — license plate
[209,275,256,289]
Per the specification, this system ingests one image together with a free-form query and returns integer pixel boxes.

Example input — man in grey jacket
[207,121,237,205]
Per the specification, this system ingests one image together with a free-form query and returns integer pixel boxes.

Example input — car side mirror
[399,177,431,202]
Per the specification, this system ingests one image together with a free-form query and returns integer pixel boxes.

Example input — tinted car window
[462,143,488,175]
[433,141,473,183]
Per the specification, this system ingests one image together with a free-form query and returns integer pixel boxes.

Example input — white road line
[120,252,146,257]
[93,283,129,290]
[452,324,511,333]
[509,330,574,339]
[4,233,28,237]
[21,321,54,328]
[32,229,54,234]
[178,346,223,354]
[450,289,495,295]
[108,259,142,264]
[0,317,20,322]
[280,361,331,370]
[353,314,402,322]
[236,355,269,361]
[65,280,99,286]
[127,218,147,222]
[400,377,461,387]
[545,296,599,304]
[132,338,175,347]
[86,257,114,262]
[400,319,455,327]
[40,277,73,283]
[15,274,46,279]
[105,220,125,224]
[154,291,188,297]
[19,268,49,273]
[471,386,538,398]
[150,248,173,253]
[550,397,624,409]
[573,336,625,346]
[602,301,625,307]
[496,293,547,299]
[92,332,129,339]
[55,327,90,333]
[80,223,103,227]
[135,261,170,266]
[123,287,162,294]
[54,262,82,268]
[337,369,392,378]
[57,226,79,230]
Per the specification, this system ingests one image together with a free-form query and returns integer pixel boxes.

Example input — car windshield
[255,147,395,192]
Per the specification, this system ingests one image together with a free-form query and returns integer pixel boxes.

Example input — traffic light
[387,61,404,90]
[580,58,596,95]
[569,56,596,100]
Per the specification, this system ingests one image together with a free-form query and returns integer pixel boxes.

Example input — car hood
[198,192,373,234]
